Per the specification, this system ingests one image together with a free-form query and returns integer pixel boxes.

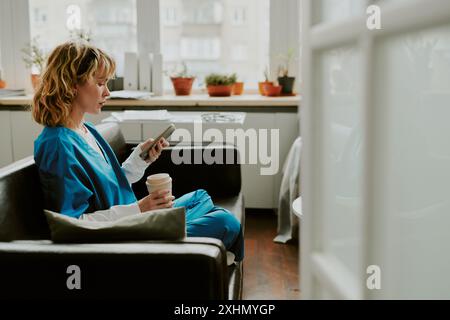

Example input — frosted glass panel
[315,0,367,24]
[374,24,450,298]
[317,46,363,276]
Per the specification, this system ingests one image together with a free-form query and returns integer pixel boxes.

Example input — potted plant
[232,74,244,95]
[205,73,237,97]
[0,69,6,89]
[21,37,46,91]
[169,62,195,96]
[69,28,93,42]
[258,66,273,96]
[277,48,296,94]
[263,80,282,97]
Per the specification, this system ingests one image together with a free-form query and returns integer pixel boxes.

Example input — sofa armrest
[0,237,229,300]
[131,142,242,200]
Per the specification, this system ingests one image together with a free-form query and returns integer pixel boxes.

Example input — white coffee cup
[146,173,172,195]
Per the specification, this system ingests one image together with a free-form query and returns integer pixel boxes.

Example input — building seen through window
[161,0,269,90]
[29,0,137,77]
[28,0,269,90]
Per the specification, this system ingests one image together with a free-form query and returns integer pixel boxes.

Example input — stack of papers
[0,89,26,97]
[108,90,154,100]
[201,112,245,123]
[111,110,171,122]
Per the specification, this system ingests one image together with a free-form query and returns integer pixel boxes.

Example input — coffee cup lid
[147,173,170,181]
[146,177,172,186]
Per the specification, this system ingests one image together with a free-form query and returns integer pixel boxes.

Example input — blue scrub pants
[173,189,244,262]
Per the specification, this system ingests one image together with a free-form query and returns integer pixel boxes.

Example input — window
[180,38,220,60]
[162,42,180,61]
[33,7,48,27]
[231,44,248,61]
[28,0,138,77]
[3,0,295,93]
[160,0,270,90]
[182,1,223,24]
[231,7,247,26]
[162,7,179,26]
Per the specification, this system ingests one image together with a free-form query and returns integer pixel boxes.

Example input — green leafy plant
[70,28,93,42]
[205,73,237,86]
[263,66,270,82]
[21,37,47,74]
[277,48,295,77]
[168,61,194,78]
[229,73,237,83]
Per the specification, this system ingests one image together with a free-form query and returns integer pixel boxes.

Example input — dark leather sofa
[0,122,245,300]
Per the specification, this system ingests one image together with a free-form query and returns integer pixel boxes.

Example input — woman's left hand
[140,137,170,163]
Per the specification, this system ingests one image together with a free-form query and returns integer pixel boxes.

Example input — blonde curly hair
[32,41,115,127]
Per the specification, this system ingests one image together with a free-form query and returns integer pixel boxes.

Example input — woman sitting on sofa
[32,41,243,263]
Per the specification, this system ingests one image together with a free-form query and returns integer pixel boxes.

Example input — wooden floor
[242,211,300,300]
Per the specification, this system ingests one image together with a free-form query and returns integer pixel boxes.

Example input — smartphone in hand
[139,124,176,161]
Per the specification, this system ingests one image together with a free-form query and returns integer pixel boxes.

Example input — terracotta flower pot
[232,82,244,95]
[31,74,41,91]
[207,85,233,97]
[171,77,195,96]
[258,81,273,96]
[263,83,282,97]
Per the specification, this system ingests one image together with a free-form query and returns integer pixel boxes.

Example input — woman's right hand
[138,189,175,213]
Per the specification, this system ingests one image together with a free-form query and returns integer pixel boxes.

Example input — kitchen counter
[0,94,300,112]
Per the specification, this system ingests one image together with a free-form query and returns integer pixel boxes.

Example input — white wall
[0,0,32,91]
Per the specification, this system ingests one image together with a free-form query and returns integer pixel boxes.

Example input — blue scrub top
[34,122,137,219]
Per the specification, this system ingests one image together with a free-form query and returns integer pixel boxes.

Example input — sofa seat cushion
[0,238,229,299]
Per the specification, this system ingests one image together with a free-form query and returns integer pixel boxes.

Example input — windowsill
[0,93,300,107]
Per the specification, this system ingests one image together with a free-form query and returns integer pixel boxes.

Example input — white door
[300,0,450,299]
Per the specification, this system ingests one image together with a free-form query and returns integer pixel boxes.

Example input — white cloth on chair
[273,137,302,244]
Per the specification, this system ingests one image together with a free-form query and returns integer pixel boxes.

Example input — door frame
[299,0,450,299]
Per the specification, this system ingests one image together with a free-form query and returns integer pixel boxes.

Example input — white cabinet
[118,122,142,142]
[272,112,300,206]
[86,112,142,142]
[141,115,245,144]
[141,112,299,209]
[8,111,113,163]
[240,113,276,209]
[84,111,112,125]
[0,111,13,167]
[241,112,299,209]
[10,111,43,161]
